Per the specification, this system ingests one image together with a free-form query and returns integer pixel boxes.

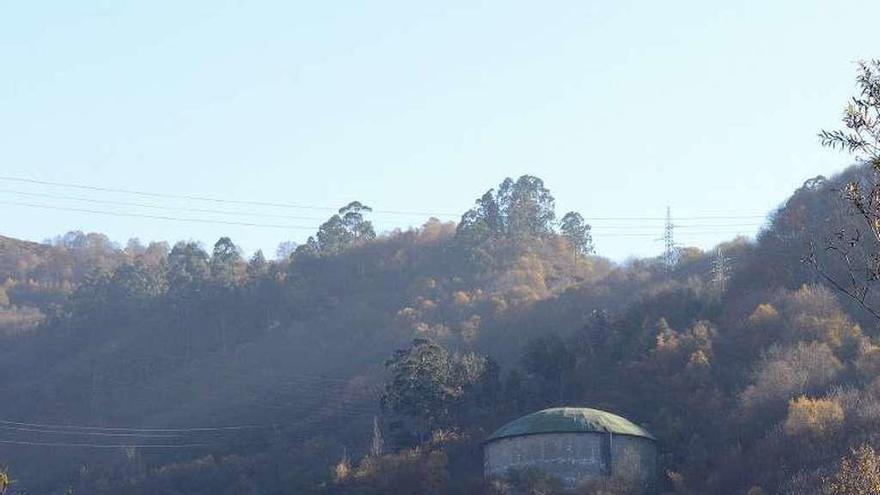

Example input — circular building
[484,407,657,492]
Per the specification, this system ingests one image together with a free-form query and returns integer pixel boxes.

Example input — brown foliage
[783,396,844,437]
[824,444,880,495]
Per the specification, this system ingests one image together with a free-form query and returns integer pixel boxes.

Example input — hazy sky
[1,1,877,260]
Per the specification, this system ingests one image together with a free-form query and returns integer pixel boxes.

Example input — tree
[825,444,880,495]
[456,190,502,243]
[210,237,243,285]
[381,339,496,442]
[812,60,880,319]
[456,175,557,242]
[339,201,376,242]
[108,261,167,311]
[382,338,459,440]
[303,201,376,256]
[820,60,880,166]
[559,211,594,257]
[167,241,209,290]
[0,468,9,495]
[783,396,844,437]
[124,238,146,258]
[275,241,297,260]
[499,175,556,238]
[247,250,268,279]
[521,334,576,405]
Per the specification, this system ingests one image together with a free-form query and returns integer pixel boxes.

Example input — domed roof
[487,407,655,442]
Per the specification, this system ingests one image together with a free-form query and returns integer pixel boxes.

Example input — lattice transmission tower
[711,247,732,292]
[661,206,679,271]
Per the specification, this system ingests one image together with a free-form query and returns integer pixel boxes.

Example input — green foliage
[457,175,557,243]
[210,237,243,285]
[559,211,594,257]
[167,241,210,289]
[299,201,376,256]
[8,167,880,494]
[820,60,880,165]
[381,338,498,442]
[521,334,576,405]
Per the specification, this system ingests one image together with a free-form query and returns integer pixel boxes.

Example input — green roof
[487,407,656,442]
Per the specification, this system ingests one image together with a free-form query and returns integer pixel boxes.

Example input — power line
[0,189,329,222]
[594,231,754,238]
[0,438,226,449]
[0,176,459,218]
[1,199,766,234]
[0,418,272,433]
[0,425,185,438]
[0,201,317,230]
[0,175,771,221]
[590,223,763,230]
[585,215,767,221]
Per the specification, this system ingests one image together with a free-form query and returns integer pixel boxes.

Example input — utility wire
[1,200,765,235]
[0,438,230,449]
[0,176,459,218]
[0,425,185,438]
[590,223,763,229]
[0,418,273,433]
[0,189,328,222]
[0,201,316,230]
[0,175,771,221]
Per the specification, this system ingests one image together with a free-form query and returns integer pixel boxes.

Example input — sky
[1,0,878,260]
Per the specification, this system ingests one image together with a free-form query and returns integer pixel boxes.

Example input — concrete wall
[484,432,656,492]
[610,434,657,492]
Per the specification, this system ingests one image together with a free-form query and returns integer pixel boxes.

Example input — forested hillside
[3,166,880,494]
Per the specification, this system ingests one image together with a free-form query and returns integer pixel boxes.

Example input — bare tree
[809,60,880,319]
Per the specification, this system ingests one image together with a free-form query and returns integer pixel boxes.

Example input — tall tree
[559,211,594,257]
[501,175,556,238]
[247,250,269,279]
[167,241,210,291]
[210,237,243,285]
[382,338,459,440]
[339,201,376,242]
[521,334,576,405]
[275,241,297,260]
[456,175,557,242]
[303,201,377,256]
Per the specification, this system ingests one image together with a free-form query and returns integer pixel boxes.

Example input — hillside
[1,170,879,494]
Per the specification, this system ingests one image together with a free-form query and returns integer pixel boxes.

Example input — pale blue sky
[1,1,876,260]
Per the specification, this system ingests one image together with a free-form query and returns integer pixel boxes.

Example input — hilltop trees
[297,201,376,256]
[167,241,210,291]
[210,237,244,285]
[457,175,558,242]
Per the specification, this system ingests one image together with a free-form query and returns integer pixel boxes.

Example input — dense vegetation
[0,167,874,495]
[4,62,880,494]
